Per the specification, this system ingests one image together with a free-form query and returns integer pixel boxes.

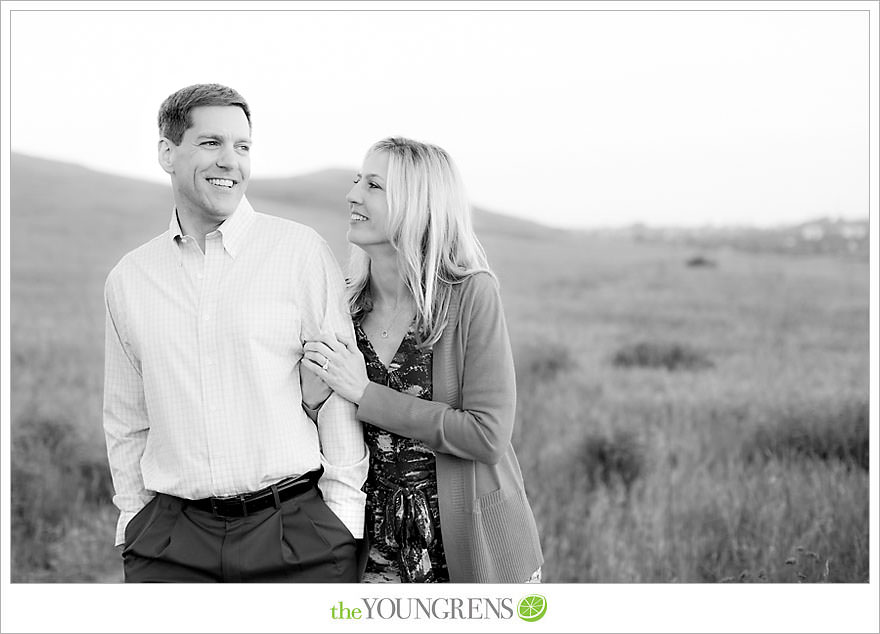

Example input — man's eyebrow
[196,133,252,143]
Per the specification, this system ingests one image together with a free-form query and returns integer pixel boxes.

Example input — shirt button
[210,404,218,412]
[196,273,204,280]
[203,314,211,321]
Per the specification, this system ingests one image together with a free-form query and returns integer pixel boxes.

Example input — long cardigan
[356,272,544,582]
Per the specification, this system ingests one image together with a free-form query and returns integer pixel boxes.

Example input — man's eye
[202,141,219,147]
[237,145,250,152]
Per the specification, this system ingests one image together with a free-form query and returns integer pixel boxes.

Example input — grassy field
[9,153,870,583]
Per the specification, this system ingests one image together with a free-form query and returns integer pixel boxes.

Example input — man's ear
[158,138,175,175]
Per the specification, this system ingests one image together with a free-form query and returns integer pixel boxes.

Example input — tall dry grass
[501,235,869,582]
[10,291,120,581]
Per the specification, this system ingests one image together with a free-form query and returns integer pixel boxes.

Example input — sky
[6,3,873,229]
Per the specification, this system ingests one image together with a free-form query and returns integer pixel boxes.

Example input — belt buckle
[210,495,249,518]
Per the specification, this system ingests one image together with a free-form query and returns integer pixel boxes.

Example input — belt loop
[271,484,281,509]
[239,494,248,517]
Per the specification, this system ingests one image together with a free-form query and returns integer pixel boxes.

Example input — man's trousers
[122,486,358,582]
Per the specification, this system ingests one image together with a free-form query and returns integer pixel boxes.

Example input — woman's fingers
[304,340,336,358]
[306,332,360,360]
[335,331,358,353]
[303,350,331,368]
[301,356,328,378]
[302,332,367,405]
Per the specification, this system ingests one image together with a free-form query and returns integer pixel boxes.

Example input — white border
[1,2,877,633]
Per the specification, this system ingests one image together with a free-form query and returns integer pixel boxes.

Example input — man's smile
[206,177,236,189]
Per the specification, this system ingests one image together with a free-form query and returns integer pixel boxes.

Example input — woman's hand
[300,359,332,410]
[302,332,370,405]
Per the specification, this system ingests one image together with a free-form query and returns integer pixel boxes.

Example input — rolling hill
[10,152,563,270]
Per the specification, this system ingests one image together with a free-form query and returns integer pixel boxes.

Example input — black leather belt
[188,467,322,518]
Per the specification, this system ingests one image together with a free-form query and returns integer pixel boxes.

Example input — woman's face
[346,151,391,249]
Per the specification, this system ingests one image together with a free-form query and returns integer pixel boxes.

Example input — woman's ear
[158,138,175,175]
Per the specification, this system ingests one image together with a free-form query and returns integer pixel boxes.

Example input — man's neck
[176,207,223,253]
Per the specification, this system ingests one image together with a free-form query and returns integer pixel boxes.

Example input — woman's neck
[369,251,410,309]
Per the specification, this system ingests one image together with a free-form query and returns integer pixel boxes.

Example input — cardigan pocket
[471,489,540,583]
[474,486,507,512]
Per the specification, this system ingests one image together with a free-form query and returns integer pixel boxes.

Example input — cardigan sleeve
[356,273,516,465]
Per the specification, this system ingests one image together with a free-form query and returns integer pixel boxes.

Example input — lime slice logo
[517,594,547,622]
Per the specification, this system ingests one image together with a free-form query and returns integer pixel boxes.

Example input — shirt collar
[168,209,184,241]
[216,197,256,258]
[167,196,256,259]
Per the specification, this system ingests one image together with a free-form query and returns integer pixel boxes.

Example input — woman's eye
[368,182,381,189]
[352,177,361,184]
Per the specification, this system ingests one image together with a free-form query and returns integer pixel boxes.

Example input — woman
[302,137,543,583]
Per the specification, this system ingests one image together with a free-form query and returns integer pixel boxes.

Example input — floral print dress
[356,321,449,583]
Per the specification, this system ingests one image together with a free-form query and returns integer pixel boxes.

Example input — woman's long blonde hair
[347,137,493,348]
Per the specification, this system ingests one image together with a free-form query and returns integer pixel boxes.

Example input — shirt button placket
[200,237,222,480]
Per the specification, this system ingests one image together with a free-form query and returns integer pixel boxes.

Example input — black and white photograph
[1,1,877,633]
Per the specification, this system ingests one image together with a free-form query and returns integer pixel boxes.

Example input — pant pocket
[123,496,181,559]
[302,494,356,546]
[123,497,159,547]
[279,492,356,576]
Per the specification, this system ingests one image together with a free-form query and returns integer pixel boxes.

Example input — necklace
[377,299,411,338]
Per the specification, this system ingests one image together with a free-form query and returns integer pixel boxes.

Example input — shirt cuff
[113,494,155,547]
[317,450,369,539]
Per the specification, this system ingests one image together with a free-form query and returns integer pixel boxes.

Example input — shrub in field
[11,414,113,579]
[580,430,644,493]
[612,341,714,371]
[685,255,717,268]
[514,340,577,387]
[743,400,868,470]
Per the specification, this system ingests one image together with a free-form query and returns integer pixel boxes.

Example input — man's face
[163,105,251,224]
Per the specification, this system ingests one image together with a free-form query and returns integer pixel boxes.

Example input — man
[102,83,367,582]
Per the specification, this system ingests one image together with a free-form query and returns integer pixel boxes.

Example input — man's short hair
[158,83,251,146]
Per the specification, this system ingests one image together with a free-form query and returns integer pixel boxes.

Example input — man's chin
[210,195,243,218]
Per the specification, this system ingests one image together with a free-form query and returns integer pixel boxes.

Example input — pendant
[381,330,389,338]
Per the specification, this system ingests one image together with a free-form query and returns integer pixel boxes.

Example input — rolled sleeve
[316,389,369,538]
[301,238,368,537]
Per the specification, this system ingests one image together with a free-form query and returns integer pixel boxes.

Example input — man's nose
[215,144,236,169]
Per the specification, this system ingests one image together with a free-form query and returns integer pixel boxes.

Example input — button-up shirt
[103,197,367,546]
